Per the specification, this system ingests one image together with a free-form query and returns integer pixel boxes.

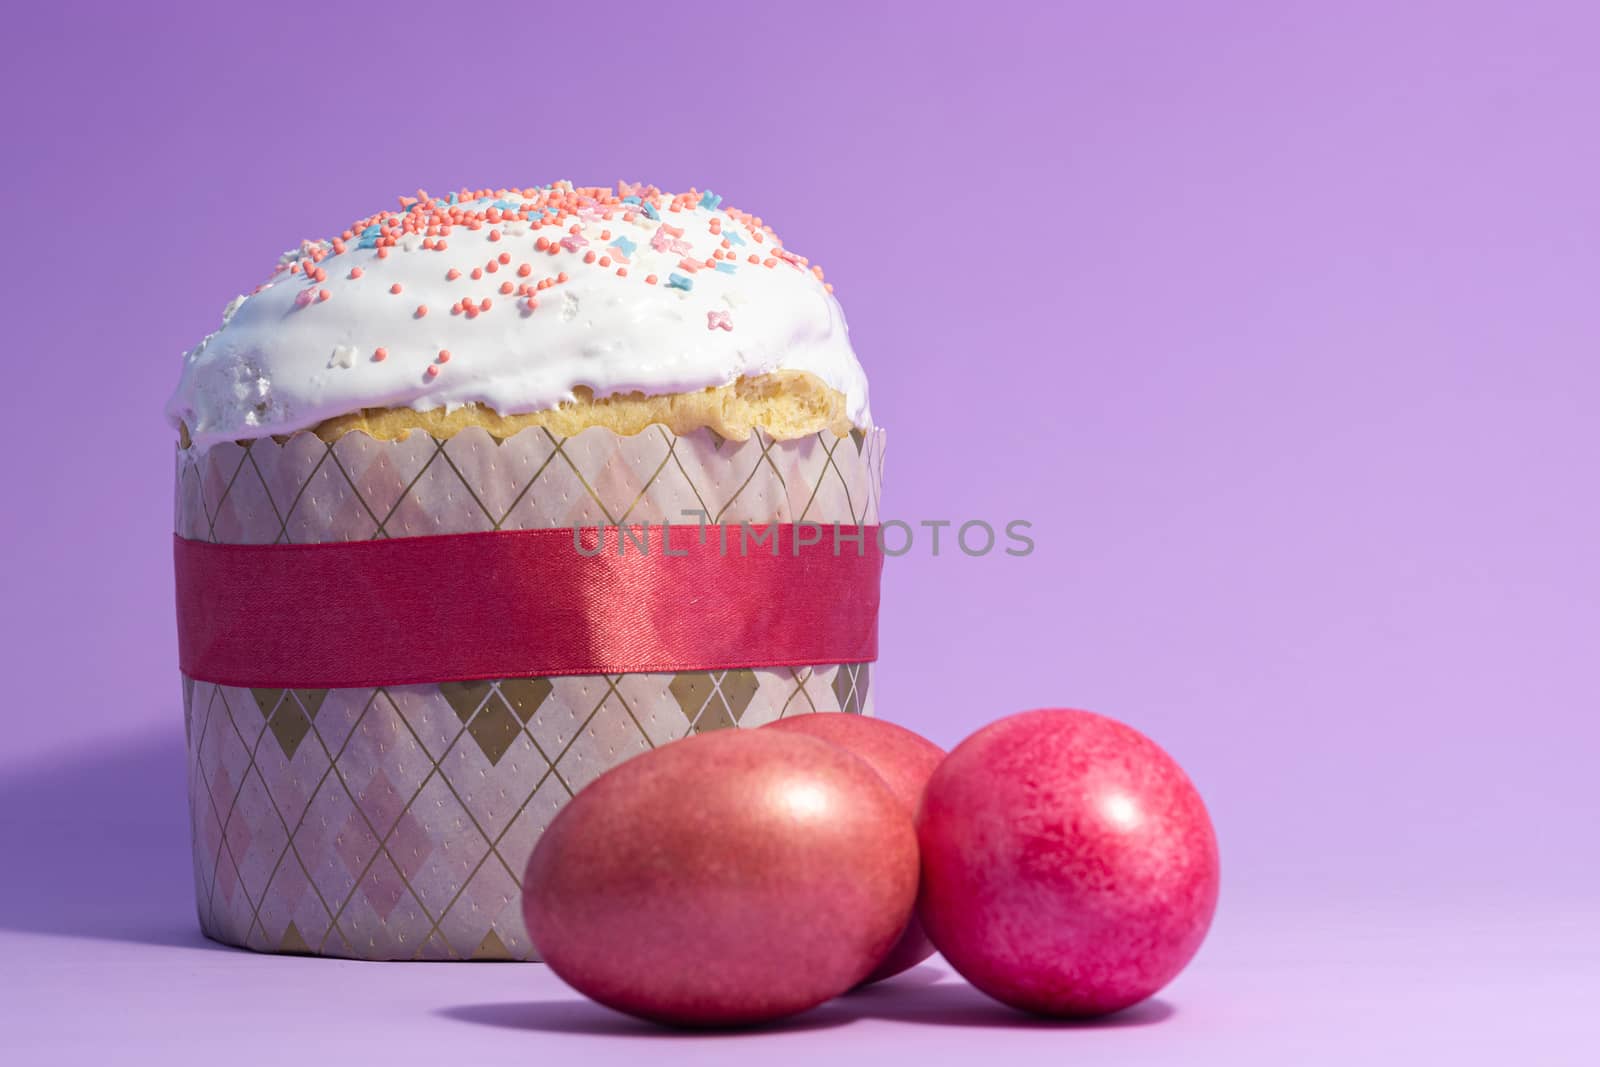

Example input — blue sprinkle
[666,272,694,291]
[714,260,737,274]
[492,199,521,211]
[621,195,642,205]
[448,192,460,206]
[609,235,637,256]
[641,202,659,220]
[725,229,746,246]
[699,190,722,209]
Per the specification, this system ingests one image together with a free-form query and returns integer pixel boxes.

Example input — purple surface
[2,2,1597,1062]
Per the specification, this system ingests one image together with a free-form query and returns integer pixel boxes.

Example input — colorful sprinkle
[252,182,835,329]
[707,310,733,331]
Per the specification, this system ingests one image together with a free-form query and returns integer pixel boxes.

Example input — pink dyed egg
[523,729,919,1027]
[917,709,1219,1016]
[763,713,945,982]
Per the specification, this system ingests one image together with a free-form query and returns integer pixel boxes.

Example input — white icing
[166,185,871,449]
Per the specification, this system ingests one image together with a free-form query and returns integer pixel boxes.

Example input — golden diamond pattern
[832,662,872,716]
[178,423,884,961]
[177,424,885,543]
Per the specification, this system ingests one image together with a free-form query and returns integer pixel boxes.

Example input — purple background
[3,2,1596,1062]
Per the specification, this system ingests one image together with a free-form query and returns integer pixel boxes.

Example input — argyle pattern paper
[176,423,884,960]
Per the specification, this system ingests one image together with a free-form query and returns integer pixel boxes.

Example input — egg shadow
[833,979,1177,1029]
[846,962,949,989]
[441,966,1175,1036]
[438,999,854,1038]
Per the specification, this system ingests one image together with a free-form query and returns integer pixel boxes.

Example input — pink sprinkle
[650,225,691,255]
[707,310,733,332]
[560,233,588,253]
[293,288,315,308]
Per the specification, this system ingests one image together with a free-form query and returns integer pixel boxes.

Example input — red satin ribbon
[174,524,881,688]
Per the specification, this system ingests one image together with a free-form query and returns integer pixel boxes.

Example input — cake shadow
[440,966,1176,1035]
[0,726,218,951]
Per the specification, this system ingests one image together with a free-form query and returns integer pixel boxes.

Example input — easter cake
[168,182,884,961]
